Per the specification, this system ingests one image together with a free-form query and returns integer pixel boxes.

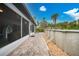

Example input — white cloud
[64,8,79,20]
[40,6,46,12]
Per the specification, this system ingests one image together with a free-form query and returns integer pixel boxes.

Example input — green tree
[48,23,52,29]
[40,17,48,29]
[51,13,59,29]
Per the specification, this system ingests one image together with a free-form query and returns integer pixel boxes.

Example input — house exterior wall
[0,3,36,55]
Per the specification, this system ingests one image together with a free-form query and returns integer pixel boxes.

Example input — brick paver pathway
[8,33,49,56]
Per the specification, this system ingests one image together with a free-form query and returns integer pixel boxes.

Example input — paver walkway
[8,33,49,56]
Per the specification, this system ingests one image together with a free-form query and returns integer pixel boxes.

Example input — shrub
[36,28,44,32]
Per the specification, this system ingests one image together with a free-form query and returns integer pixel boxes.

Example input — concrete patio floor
[8,33,49,56]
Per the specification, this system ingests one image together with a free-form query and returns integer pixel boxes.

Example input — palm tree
[51,13,59,29]
[51,13,59,43]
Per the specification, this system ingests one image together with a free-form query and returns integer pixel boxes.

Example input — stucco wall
[46,29,79,56]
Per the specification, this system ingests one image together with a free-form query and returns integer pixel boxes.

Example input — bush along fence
[46,29,79,56]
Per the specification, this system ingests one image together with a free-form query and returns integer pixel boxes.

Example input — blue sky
[26,3,79,23]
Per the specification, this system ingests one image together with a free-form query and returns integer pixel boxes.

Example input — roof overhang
[4,3,37,26]
[13,3,37,26]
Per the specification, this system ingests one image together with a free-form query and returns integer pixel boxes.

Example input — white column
[21,17,23,38]
[34,25,36,33]
[29,22,31,35]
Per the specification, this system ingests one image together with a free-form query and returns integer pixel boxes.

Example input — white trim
[53,29,79,33]
[47,29,79,33]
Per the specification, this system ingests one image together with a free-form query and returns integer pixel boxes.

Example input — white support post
[29,22,32,35]
[29,22,31,35]
[21,17,23,38]
[34,25,36,33]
